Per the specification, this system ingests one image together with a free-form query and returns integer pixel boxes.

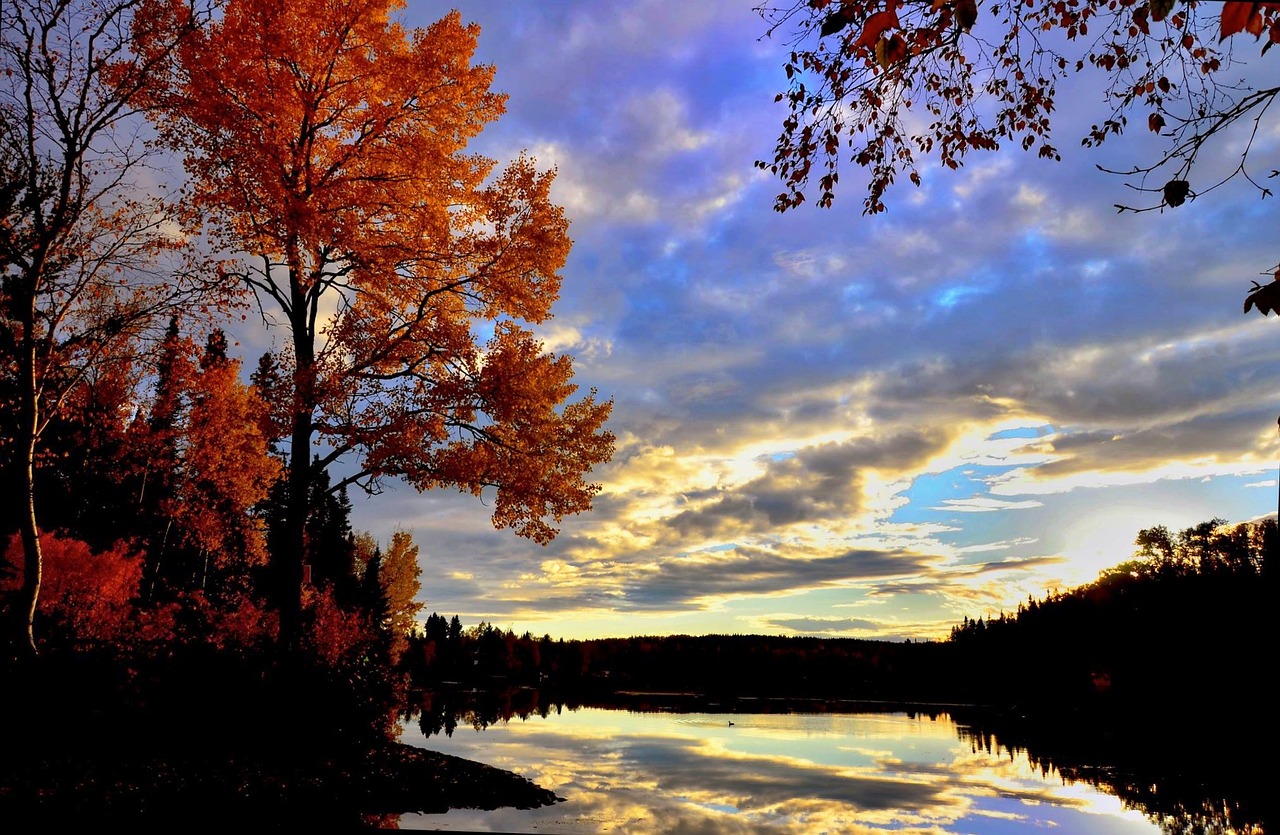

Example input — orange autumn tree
[358,529,423,663]
[179,334,281,597]
[757,0,1280,285]
[133,0,615,643]
[128,327,281,610]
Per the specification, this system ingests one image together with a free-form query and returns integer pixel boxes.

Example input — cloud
[656,429,953,543]
[618,545,948,610]
[954,556,1067,577]
[762,616,882,635]
[955,537,1040,553]
[628,738,955,814]
[933,498,1043,513]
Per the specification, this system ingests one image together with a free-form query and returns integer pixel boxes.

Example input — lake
[391,698,1205,834]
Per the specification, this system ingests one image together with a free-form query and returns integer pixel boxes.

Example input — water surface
[397,706,1166,833]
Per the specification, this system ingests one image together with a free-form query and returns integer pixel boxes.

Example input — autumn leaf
[1243,274,1280,315]
[821,7,852,36]
[1219,1,1280,40]
[876,33,908,68]
[855,1,903,50]
[1218,1,1259,39]
[1163,179,1191,207]
[1150,0,1176,22]
[1148,113,1166,133]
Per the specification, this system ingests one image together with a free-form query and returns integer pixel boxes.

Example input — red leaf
[1148,113,1165,133]
[876,33,908,67]
[1221,2,1259,40]
[855,1,903,50]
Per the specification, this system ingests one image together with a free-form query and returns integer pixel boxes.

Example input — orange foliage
[126,329,280,596]
[133,0,508,264]
[302,585,374,668]
[2,534,140,644]
[1218,1,1280,41]
[175,354,281,581]
[363,529,423,663]
[174,590,281,651]
[0,533,279,651]
[132,0,614,554]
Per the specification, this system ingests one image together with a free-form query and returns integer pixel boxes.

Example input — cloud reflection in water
[396,708,1159,834]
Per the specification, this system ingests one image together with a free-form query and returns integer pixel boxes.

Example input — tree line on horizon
[402,515,1272,713]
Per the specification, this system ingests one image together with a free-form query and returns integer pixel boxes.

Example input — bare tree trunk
[12,290,41,661]
[14,434,42,662]
[280,258,315,651]
[282,405,311,650]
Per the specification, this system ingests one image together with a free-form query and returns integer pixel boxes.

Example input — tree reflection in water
[948,707,1264,835]
[403,687,1266,835]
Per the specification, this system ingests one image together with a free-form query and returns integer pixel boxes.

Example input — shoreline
[0,735,562,831]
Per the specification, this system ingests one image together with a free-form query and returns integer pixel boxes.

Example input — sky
[263,0,1280,642]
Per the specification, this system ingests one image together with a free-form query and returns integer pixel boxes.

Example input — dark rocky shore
[0,654,561,832]
[0,737,562,831]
